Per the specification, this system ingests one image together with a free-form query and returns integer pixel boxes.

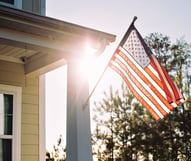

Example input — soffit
[0,5,116,74]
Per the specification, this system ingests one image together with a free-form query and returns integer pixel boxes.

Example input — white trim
[15,0,22,9]
[40,0,46,16]
[39,75,46,161]
[0,135,13,139]
[0,84,21,161]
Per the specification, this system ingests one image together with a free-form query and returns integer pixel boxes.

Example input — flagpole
[83,16,138,109]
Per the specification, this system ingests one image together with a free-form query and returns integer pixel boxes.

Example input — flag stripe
[116,49,166,98]
[118,47,180,109]
[149,59,176,103]
[150,55,179,104]
[111,61,164,119]
[150,55,176,102]
[118,48,165,96]
[145,67,165,91]
[111,60,164,117]
[118,47,170,101]
[148,64,161,80]
[112,53,170,115]
[110,63,162,121]
[108,22,184,120]
[159,60,184,102]
[174,83,184,103]
[112,57,168,117]
[113,51,173,112]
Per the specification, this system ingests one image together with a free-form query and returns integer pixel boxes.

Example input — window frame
[0,0,22,9]
[0,84,21,161]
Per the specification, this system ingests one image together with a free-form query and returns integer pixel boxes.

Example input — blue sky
[45,0,191,151]
[46,0,191,43]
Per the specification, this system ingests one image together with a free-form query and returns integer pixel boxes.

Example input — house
[0,1,116,161]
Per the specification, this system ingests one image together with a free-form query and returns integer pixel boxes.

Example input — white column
[66,59,92,161]
[39,74,46,161]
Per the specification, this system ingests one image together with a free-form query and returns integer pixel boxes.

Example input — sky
[45,0,191,152]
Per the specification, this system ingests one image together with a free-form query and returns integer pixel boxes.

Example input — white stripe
[150,55,177,102]
[111,60,164,119]
[180,99,184,103]
[114,54,170,113]
[119,47,167,99]
[171,102,177,107]
[148,65,161,80]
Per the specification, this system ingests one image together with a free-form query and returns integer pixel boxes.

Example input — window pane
[0,94,13,135]
[4,94,13,135]
[0,139,12,161]
[0,0,14,5]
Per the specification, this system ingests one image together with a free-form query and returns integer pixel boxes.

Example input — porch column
[66,59,93,161]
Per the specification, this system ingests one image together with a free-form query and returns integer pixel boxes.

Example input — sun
[78,40,119,96]
[78,49,97,80]
[78,42,102,80]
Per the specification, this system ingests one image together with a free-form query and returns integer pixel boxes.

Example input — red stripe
[112,55,168,116]
[116,50,173,111]
[174,83,185,105]
[117,49,164,90]
[149,55,184,106]
[175,83,184,100]
[144,67,164,90]
[160,64,182,101]
[108,25,184,121]
[149,59,158,70]
[176,100,182,106]
[109,63,161,121]
[149,55,176,103]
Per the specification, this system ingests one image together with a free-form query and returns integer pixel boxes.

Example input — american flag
[109,19,184,121]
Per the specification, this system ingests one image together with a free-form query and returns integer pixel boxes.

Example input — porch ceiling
[0,5,116,75]
[0,44,38,64]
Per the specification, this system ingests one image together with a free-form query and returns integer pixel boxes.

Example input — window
[0,94,13,161]
[0,0,22,9]
[0,85,21,161]
[0,0,14,5]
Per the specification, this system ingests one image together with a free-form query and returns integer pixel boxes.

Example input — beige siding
[0,60,40,160]
[21,74,39,161]
[21,144,39,156]
[21,155,38,161]
[0,60,25,86]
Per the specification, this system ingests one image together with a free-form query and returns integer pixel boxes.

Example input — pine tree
[92,33,191,161]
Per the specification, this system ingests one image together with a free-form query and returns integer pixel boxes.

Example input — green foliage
[46,135,66,161]
[92,34,191,161]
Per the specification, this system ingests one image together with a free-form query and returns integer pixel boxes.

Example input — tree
[92,33,191,161]
[92,84,148,161]
[46,135,66,161]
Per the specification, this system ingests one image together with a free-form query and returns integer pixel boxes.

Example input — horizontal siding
[22,94,39,105]
[22,104,39,114]
[0,60,24,72]
[22,113,39,124]
[22,134,39,145]
[22,124,39,134]
[25,75,39,86]
[0,60,25,86]
[21,155,38,161]
[21,74,39,161]
[21,145,39,155]
[22,86,39,95]
[0,60,40,161]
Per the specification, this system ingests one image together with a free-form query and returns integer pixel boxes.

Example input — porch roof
[0,5,116,75]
